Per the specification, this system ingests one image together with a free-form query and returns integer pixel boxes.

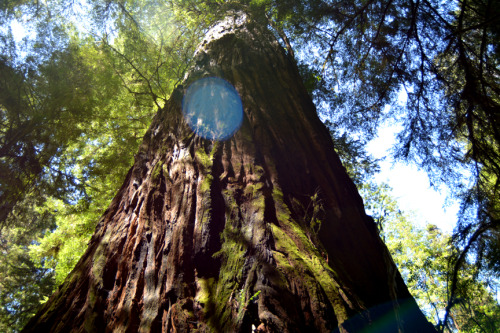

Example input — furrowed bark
[23,12,435,333]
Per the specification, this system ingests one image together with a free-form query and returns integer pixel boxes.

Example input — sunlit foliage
[362,183,500,332]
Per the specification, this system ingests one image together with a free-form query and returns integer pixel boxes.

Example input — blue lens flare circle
[182,77,243,140]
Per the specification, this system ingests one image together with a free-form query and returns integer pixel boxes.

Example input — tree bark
[23,12,435,333]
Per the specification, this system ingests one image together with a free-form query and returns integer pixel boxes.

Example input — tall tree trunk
[23,12,435,333]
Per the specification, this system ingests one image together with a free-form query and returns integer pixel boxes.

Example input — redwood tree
[23,11,435,333]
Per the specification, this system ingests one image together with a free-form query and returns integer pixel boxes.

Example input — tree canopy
[0,0,498,331]
[362,182,500,331]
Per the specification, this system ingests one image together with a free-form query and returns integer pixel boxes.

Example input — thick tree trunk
[23,13,435,333]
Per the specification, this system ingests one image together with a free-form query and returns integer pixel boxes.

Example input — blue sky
[367,123,459,234]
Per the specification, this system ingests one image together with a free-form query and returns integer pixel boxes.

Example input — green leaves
[29,198,98,286]
[0,197,56,332]
[0,237,55,333]
[363,182,500,332]
[0,44,87,224]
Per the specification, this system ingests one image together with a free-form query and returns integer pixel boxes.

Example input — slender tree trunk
[23,12,435,333]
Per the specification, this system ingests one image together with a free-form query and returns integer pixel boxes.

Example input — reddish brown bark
[23,12,436,333]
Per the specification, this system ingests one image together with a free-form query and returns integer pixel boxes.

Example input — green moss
[196,148,212,169]
[196,142,219,171]
[199,207,212,228]
[92,230,111,290]
[253,196,266,217]
[151,161,164,183]
[196,277,215,307]
[243,164,265,179]
[254,165,265,176]
[243,183,255,197]
[210,141,219,156]
[310,218,322,235]
[221,189,240,211]
[272,187,317,253]
[204,185,272,330]
[238,288,246,307]
[200,174,213,193]
[270,198,349,322]
[273,190,294,226]
[248,290,261,303]
[272,223,327,284]
[273,187,284,200]
[243,182,264,198]
[202,183,343,330]
[209,221,247,329]
[81,229,112,331]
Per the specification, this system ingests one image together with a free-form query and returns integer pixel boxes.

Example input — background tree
[364,182,500,332]
[0,196,55,333]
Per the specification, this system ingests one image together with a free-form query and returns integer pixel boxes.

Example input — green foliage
[29,198,99,286]
[362,182,500,332]
[0,42,89,224]
[0,0,203,226]
[0,235,54,332]
[0,197,55,332]
[327,121,380,187]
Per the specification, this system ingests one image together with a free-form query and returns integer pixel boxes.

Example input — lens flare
[182,77,243,140]
[332,299,428,333]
